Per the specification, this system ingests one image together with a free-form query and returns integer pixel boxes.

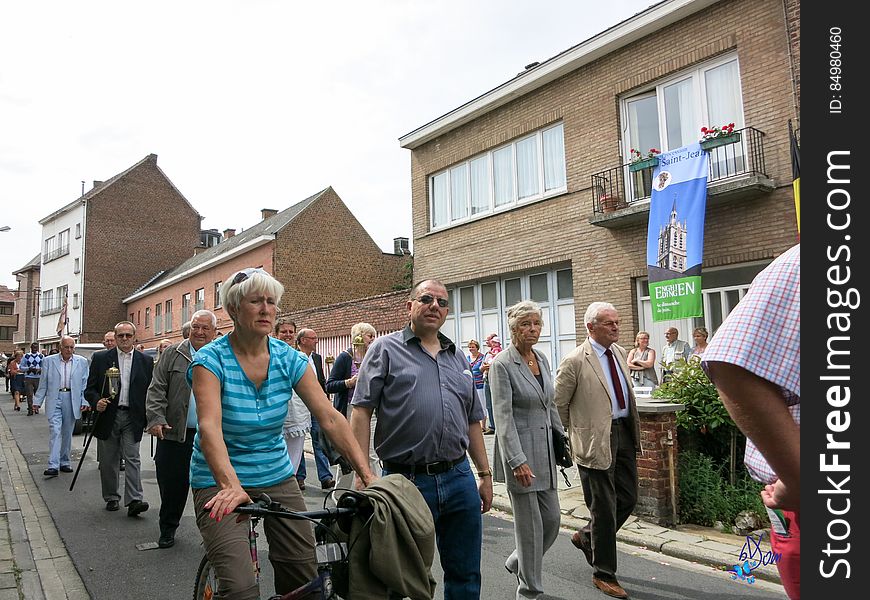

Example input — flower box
[700,131,741,151]
[600,194,626,213]
[629,157,659,172]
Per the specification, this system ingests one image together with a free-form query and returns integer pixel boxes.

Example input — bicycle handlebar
[233,503,356,521]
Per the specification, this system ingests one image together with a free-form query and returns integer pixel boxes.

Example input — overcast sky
[1,0,654,289]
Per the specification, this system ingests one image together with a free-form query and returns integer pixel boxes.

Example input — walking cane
[70,365,120,492]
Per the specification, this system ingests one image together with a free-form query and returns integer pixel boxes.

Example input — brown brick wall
[80,154,200,343]
[273,187,408,315]
[637,412,681,525]
[125,244,273,347]
[283,289,410,340]
[409,0,798,337]
[82,156,201,343]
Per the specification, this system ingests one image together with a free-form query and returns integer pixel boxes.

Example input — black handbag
[552,429,573,468]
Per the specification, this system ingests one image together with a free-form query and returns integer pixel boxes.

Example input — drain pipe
[660,429,678,526]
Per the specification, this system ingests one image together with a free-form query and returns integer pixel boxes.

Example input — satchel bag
[552,429,573,468]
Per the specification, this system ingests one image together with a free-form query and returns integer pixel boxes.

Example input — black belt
[382,456,465,476]
[117,405,130,411]
[58,388,71,392]
[612,417,629,426]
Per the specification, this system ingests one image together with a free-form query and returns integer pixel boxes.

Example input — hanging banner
[646,142,708,321]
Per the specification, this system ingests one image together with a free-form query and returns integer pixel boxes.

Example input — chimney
[92,180,104,190]
[393,237,410,255]
[261,208,278,220]
[223,228,236,239]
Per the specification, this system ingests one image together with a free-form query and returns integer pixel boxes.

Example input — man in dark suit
[555,302,640,599]
[295,328,335,489]
[85,321,154,516]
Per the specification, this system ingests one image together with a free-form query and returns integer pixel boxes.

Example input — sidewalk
[0,395,90,600]
[304,431,782,586]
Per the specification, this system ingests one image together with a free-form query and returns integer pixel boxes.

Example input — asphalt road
[2,399,785,599]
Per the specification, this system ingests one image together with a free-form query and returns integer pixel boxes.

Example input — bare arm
[297,369,374,487]
[635,348,656,369]
[467,421,493,512]
[192,365,250,520]
[706,361,800,509]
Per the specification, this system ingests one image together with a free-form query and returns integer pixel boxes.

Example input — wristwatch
[477,469,493,478]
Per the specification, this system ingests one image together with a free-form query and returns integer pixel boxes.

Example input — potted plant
[628,147,661,172]
[600,194,625,213]
[699,123,741,151]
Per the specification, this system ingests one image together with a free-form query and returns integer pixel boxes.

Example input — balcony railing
[591,127,769,216]
[43,245,70,263]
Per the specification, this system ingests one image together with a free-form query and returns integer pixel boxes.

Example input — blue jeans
[383,457,482,599]
[296,415,333,483]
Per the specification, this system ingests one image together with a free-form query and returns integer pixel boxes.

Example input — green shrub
[678,450,767,527]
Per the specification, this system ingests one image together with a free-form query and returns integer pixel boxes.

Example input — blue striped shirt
[187,335,310,489]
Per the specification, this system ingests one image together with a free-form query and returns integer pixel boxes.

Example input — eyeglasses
[231,267,267,287]
[116,333,134,338]
[414,294,449,308]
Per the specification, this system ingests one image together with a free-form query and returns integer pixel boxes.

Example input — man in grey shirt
[352,279,493,599]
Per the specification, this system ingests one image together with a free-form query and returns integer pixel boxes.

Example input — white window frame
[429,122,567,231]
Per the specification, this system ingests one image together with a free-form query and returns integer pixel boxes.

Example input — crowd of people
[1,247,799,599]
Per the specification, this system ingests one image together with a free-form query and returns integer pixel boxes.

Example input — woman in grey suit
[490,300,564,599]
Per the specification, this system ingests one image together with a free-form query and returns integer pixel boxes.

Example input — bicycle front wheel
[193,554,218,600]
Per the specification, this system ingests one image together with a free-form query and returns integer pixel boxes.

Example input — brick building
[400,0,799,371]
[33,154,201,349]
[123,187,410,347]
[11,254,40,350]
[0,286,15,355]
[399,0,799,522]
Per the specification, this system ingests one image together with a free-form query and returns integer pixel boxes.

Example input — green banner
[649,275,703,320]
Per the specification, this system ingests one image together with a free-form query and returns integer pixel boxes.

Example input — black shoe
[43,468,59,478]
[127,500,149,517]
[158,532,176,549]
[106,500,120,512]
[60,465,74,473]
[297,479,306,491]
[27,409,33,416]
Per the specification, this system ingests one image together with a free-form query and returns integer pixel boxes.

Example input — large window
[622,54,744,165]
[194,288,205,312]
[0,326,13,340]
[440,266,576,375]
[182,293,191,323]
[429,122,567,229]
[155,303,163,334]
[165,300,173,332]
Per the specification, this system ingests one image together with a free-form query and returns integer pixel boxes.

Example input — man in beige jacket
[555,302,641,599]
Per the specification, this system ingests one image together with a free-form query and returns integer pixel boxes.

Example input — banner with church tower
[646,142,708,321]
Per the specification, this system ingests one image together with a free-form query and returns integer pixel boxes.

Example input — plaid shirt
[703,244,800,484]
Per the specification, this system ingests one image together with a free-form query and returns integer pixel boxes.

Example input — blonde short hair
[351,322,376,339]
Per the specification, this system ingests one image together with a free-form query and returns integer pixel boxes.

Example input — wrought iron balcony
[590,127,775,228]
[43,244,70,263]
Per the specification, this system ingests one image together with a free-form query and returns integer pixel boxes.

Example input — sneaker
[483,428,495,435]
[43,468,59,478]
[60,465,74,473]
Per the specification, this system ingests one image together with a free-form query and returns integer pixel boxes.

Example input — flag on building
[56,297,68,337]
[789,120,800,235]
[646,142,709,321]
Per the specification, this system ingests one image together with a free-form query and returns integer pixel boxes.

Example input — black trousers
[577,419,638,582]
[154,430,196,534]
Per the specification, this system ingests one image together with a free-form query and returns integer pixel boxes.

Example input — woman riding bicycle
[189,267,375,600]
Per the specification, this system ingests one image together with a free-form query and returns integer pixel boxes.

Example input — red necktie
[604,348,626,410]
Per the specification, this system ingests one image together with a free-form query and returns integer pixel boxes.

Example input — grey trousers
[98,409,144,505]
[505,488,561,599]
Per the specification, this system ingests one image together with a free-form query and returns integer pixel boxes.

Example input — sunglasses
[231,267,267,287]
[414,294,449,308]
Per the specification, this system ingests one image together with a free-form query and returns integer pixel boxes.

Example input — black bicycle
[193,491,369,600]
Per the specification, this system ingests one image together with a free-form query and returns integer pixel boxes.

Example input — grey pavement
[1,387,780,599]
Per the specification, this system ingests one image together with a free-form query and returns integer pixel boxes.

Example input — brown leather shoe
[592,576,628,599]
[571,531,593,566]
